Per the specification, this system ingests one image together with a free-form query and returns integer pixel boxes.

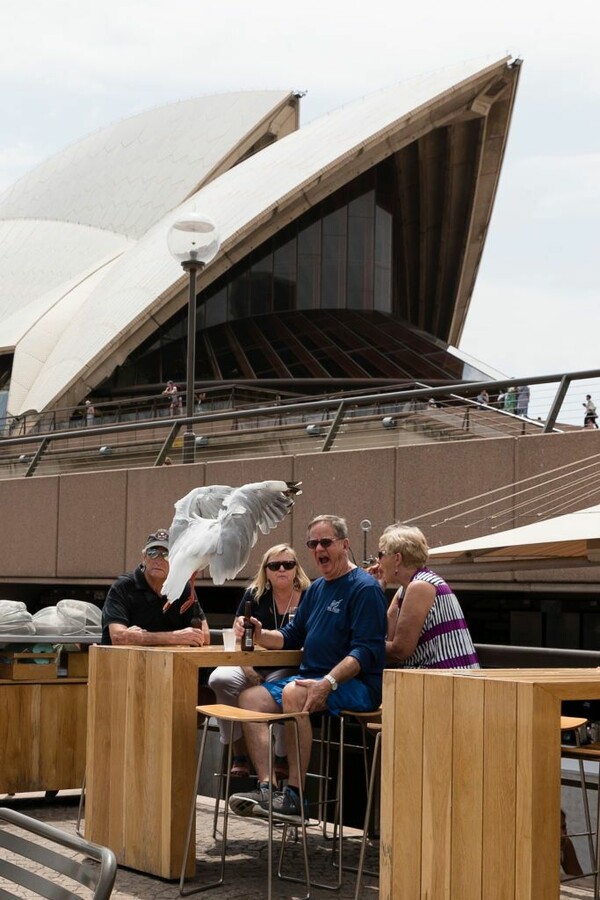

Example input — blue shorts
[261,674,375,716]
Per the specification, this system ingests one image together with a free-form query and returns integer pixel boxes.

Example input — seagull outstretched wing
[162,480,302,602]
[169,485,233,547]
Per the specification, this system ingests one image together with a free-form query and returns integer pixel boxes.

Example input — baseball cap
[143,529,170,553]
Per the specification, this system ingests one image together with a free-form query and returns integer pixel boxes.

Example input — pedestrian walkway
[0,792,595,898]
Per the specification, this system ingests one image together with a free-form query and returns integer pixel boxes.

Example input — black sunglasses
[377,550,386,560]
[306,538,340,550]
[265,560,297,571]
[146,547,169,559]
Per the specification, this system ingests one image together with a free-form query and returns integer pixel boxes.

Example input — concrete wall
[2,431,600,589]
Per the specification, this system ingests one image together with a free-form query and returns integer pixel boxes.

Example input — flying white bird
[162,480,302,608]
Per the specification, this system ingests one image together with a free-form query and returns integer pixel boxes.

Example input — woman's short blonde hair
[247,543,311,600]
[379,524,429,569]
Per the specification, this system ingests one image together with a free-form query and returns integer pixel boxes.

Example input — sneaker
[229,782,272,817]
[230,755,250,778]
[255,786,309,825]
[274,754,288,781]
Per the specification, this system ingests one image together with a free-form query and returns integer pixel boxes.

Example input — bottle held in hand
[242,600,255,651]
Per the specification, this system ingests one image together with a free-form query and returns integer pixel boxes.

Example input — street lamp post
[167,213,220,464]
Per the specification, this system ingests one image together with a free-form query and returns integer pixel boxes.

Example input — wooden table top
[385,667,600,700]
[90,643,302,667]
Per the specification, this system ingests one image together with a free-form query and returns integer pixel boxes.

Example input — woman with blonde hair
[208,543,310,778]
[373,523,478,669]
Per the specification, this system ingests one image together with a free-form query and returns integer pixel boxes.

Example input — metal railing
[0,383,305,437]
[1,368,600,479]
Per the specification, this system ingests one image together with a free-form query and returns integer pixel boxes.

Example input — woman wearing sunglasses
[374,523,479,670]
[208,543,311,778]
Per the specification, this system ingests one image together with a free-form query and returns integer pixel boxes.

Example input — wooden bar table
[380,667,600,900]
[0,635,95,794]
[85,644,301,879]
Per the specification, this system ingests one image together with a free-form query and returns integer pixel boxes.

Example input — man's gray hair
[307,515,348,539]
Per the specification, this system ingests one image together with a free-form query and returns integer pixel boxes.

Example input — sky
[1,0,599,398]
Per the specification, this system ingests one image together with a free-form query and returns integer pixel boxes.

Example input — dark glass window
[374,204,392,312]
[273,239,297,310]
[297,220,321,310]
[97,156,491,394]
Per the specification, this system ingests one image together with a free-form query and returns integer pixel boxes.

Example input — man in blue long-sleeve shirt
[229,514,387,823]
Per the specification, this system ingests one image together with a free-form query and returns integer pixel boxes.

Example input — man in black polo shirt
[102,529,210,646]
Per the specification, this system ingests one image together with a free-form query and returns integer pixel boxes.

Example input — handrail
[4,365,600,441]
[475,643,600,668]
[1,367,599,477]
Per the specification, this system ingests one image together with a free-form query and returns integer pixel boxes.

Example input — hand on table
[172,627,206,646]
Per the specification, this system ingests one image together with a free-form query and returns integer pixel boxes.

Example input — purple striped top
[397,568,479,669]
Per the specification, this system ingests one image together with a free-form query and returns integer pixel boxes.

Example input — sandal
[274,755,289,781]
[230,755,250,778]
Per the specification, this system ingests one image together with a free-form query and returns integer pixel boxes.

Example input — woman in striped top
[375,523,479,669]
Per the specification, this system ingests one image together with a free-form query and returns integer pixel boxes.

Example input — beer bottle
[242,600,255,651]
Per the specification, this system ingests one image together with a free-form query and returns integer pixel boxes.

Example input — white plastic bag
[0,599,35,635]
[32,606,64,636]
[57,599,102,634]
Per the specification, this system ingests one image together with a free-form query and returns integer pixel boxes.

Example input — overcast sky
[1,0,599,396]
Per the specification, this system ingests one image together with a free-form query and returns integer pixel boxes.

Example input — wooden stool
[354,722,382,900]
[179,703,310,900]
[561,715,600,899]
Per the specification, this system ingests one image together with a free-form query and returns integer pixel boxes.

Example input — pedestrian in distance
[163,380,182,416]
[516,384,530,417]
[583,395,599,429]
[84,400,95,426]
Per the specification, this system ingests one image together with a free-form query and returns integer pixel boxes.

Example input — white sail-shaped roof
[2,57,517,415]
[0,90,296,400]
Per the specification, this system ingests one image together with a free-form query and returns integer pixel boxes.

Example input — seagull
[162,480,302,609]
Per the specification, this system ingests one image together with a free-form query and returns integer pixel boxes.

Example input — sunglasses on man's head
[265,560,296,571]
[146,547,169,559]
[306,538,340,550]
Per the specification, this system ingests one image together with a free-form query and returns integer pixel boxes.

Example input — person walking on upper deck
[504,386,517,413]
[583,395,599,428]
[84,400,95,426]
[516,384,530,417]
[163,380,182,416]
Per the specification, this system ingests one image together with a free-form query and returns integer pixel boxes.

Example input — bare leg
[232,737,247,756]
[281,681,313,788]
[239,685,280,783]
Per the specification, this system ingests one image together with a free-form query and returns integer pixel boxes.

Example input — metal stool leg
[333,715,378,876]
[354,728,381,900]
[75,770,86,837]
[211,743,227,840]
[274,717,311,900]
[281,714,343,892]
[180,717,234,894]
[574,730,597,869]
[594,771,600,900]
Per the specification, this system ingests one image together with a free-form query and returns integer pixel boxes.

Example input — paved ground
[0,792,595,899]
[0,792,376,900]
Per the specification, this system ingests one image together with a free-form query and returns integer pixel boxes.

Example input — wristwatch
[324,673,338,692]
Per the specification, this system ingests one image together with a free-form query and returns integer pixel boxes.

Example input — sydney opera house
[0,54,520,419]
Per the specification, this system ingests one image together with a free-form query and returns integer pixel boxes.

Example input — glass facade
[99,156,485,393]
